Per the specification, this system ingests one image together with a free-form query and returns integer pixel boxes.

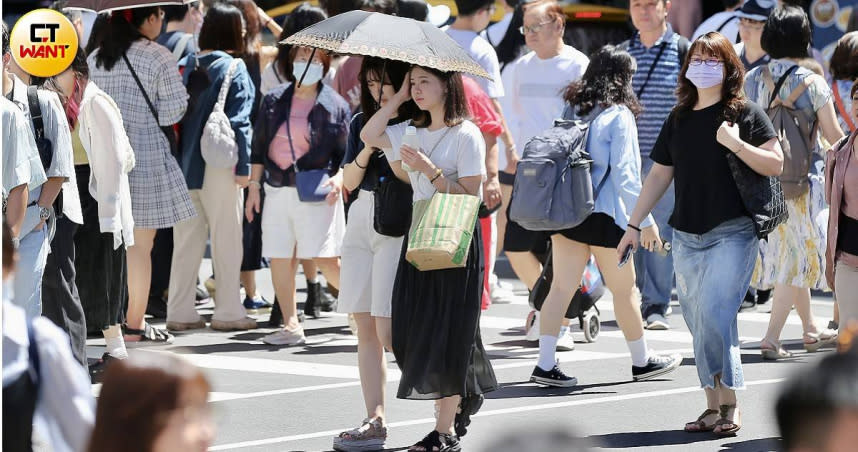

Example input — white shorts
[337,190,403,318]
[261,184,345,259]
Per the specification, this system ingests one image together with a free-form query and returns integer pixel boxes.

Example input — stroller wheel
[584,312,600,342]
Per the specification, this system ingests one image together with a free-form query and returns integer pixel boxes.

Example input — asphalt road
[86,257,833,452]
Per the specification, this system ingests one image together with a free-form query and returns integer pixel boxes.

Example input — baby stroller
[527,244,605,342]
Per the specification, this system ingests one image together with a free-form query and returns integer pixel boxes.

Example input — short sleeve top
[650,101,777,234]
[384,120,486,202]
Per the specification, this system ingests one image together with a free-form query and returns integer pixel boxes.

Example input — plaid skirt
[128,146,196,229]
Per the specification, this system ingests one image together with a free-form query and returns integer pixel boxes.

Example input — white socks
[537,335,558,371]
[103,325,128,359]
[627,336,650,367]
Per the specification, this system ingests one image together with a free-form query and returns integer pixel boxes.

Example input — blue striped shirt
[626,26,683,162]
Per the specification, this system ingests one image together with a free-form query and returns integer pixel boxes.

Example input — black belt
[838,213,858,256]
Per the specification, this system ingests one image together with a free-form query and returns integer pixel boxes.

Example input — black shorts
[556,213,625,249]
[503,202,551,253]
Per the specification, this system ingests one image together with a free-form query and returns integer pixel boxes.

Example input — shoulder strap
[637,42,668,98]
[782,75,813,108]
[172,33,192,60]
[833,82,856,131]
[122,53,161,126]
[214,58,241,113]
[767,65,799,108]
[26,86,51,169]
[677,36,690,66]
[716,14,736,32]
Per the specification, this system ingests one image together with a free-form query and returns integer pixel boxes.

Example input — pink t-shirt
[268,96,316,170]
[842,154,858,220]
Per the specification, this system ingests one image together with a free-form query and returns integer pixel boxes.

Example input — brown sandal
[714,404,741,436]
[684,409,719,432]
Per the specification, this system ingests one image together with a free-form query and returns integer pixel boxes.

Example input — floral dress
[744,59,832,291]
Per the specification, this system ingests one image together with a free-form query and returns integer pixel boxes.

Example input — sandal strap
[696,409,719,421]
[410,431,442,451]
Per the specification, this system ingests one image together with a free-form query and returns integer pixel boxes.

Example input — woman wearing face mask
[361,65,498,452]
[247,46,350,346]
[619,32,783,436]
[333,57,416,452]
[744,6,845,360]
[88,6,190,346]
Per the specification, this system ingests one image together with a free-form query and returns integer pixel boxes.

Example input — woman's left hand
[400,144,434,175]
[716,121,742,152]
[323,172,343,205]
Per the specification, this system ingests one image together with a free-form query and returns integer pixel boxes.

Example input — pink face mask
[685,63,724,89]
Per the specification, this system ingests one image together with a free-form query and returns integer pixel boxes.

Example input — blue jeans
[14,222,49,320]
[635,162,675,315]
[673,216,756,389]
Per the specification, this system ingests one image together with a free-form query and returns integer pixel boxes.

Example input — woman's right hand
[392,71,412,104]
[616,229,640,262]
[245,186,261,223]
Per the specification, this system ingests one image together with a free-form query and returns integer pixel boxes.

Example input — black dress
[391,223,498,400]
[74,165,128,333]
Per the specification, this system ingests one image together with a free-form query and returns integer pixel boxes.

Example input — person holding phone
[529,45,682,389]
[619,32,783,436]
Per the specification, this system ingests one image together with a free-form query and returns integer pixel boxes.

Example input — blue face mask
[685,63,724,89]
[292,62,324,86]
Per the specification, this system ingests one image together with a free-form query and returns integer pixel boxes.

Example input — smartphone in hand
[618,244,633,268]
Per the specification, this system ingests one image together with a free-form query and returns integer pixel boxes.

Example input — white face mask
[292,62,324,86]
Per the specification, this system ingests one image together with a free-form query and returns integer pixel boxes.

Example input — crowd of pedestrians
[3,0,858,450]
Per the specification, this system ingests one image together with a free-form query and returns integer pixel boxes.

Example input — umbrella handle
[297,47,317,88]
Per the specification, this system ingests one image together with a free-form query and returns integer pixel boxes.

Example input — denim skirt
[673,216,756,389]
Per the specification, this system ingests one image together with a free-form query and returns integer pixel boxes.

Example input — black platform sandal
[408,431,461,452]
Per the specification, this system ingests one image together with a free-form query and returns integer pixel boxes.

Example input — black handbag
[123,54,181,157]
[373,175,412,237]
[726,152,789,239]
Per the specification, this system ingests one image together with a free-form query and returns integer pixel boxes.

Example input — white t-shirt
[692,11,739,43]
[444,28,505,98]
[506,46,589,153]
[384,120,486,202]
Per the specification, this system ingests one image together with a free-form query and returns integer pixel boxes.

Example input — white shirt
[384,120,486,201]
[506,46,589,152]
[2,97,47,196]
[482,12,513,47]
[444,27,505,98]
[260,61,289,96]
[10,75,83,224]
[692,11,740,43]
[78,82,137,249]
[2,299,95,452]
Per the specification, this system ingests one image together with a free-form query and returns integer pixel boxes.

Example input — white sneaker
[525,310,540,341]
[263,327,306,345]
[490,281,516,303]
[556,326,575,351]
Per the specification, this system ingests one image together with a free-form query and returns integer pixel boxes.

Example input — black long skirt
[241,186,267,272]
[74,165,128,333]
[391,223,498,400]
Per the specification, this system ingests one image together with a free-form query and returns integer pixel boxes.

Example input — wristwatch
[39,206,51,220]
[12,236,19,249]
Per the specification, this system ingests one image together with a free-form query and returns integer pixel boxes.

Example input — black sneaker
[530,364,578,387]
[632,354,682,381]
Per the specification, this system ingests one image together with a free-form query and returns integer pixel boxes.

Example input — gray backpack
[761,65,817,199]
[509,114,609,231]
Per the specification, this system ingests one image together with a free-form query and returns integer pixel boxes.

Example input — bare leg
[762,283,795,345]
[270,258,299,329]
[507,251,543,291]
[495,184,512,257]
[303,259,318,283]
[435,396,460,435]
[792,286,820,335]
[539,235,589,337]
[591,247,644,341]
[354,313,388,421]
[241,271,257,298]
[314,257,341,289]
[126,228,157,331]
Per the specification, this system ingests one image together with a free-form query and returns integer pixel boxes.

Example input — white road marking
[208,378,785,450]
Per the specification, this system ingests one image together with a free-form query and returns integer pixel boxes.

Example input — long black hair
[90,7,161,71]
[358,57,418,124]
[563,45,641,118]
[494,3,525,71]
[275,3,328,82]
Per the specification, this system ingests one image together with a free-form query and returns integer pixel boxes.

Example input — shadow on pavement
[589,429,721,448]
[719,437,781,451]
[486,379,636,399]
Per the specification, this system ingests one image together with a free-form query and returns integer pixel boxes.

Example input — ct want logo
[10,9,78,77]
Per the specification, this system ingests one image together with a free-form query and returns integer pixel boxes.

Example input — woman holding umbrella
[361,64,498,451]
